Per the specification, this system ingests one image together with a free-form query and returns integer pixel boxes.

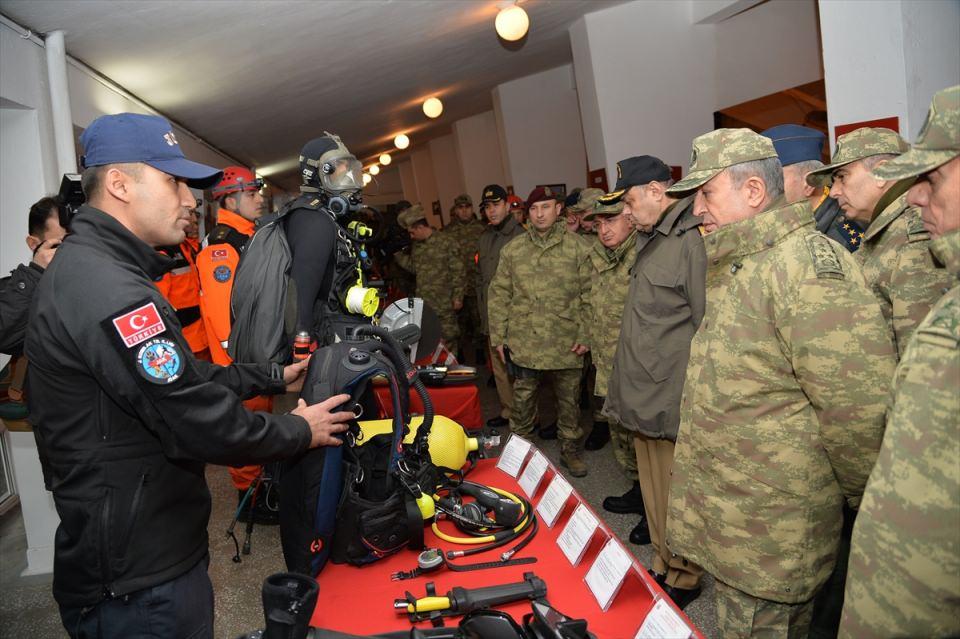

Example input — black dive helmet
[299,132,364,217]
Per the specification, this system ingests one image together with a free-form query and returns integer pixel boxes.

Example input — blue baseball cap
[80,113,223,189]
[760,124,826,167]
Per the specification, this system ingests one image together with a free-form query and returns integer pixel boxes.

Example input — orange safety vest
[155,237,208,356]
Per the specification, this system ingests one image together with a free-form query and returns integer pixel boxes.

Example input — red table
[373,383,483,431]
[310,459,703,638]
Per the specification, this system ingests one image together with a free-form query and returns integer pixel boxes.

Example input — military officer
[477,185,525,428]
[839,85,960,639]
[665,129,896,637]
[806,127,953,358]
[488,186,593,477]
[395,205,466,353]
[761,124,864,252]
[601,155,706,605]
[444,193,484,361]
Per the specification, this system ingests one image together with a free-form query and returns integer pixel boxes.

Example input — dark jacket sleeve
[684,233,708,329]
[63,272,311,467]
[0,264,42,356]
[192,359,287,399]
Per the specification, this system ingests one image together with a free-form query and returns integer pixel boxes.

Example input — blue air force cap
[80,113,222,189]
[760,124,826,167]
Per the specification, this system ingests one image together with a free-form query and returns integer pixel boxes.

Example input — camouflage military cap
[454,193,473,206]
[805,127,909,187]
[567,188,604,213]
[872,85,960,181]
[667,128,778,194]
[397,204,427,229]
[582,197,625,221]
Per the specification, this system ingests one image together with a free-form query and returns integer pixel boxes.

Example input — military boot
[602,480,644,514]
[560,442,588,478]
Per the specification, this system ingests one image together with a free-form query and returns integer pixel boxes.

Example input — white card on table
[496,434,532,477]
[536,473,573,527]
[517,450,549,497]
[584,537,633,611]
[557,502,600,565]
[635,597,692,639]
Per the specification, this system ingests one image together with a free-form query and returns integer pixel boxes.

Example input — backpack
[227,203,296,365]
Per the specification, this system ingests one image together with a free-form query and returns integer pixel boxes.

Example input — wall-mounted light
[379,153,392,165]
[394,134,410,150]
[422,97,443,119]
[369,164,380,176]
[362,173,372,185]
[495,3,529,41]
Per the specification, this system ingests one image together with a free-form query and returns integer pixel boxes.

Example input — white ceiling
[0,0,628,189]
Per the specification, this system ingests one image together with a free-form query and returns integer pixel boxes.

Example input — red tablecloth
[310,458,703,638]
[373,383,483,431]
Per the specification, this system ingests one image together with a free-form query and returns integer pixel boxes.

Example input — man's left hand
[284,356,311,393]
[570,343,589,355]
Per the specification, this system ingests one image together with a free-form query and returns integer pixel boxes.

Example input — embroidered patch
[807,234,845,280]
[112,302,166,348]
[135,338,184,384]
[211,248,229,261]
[906,210,930,241]
[214,265,232,282]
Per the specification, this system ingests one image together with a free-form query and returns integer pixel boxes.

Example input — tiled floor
[0,365,717,638]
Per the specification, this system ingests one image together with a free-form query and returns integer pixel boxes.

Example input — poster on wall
[536,184,567,199]
[587,168,608,193]
[834,116,899,142]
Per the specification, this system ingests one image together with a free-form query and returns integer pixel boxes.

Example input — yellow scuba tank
[356,415,479,471]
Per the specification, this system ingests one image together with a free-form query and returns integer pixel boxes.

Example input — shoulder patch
[806,234,845,280]
[213,265,232,282]
[906,209,931,242]
[136,337,185,384]
[112,301,167,348]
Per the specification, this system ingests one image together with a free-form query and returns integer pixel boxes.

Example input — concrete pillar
[43,30,77,175]
[819,0,960,148]
[451,111,507,204]
[492,64,588,198]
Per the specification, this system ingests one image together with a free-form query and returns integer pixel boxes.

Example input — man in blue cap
[25,113,354,638]
[761,124,864,252]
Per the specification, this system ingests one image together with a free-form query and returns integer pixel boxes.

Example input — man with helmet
[195,166,273,521]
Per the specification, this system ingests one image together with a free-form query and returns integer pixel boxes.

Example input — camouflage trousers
[510,368,583,443]
[609,416,637,480]
[456,293,481,352]
[487,339,513,419]
[715,580,814,639]
[435,308,460,356]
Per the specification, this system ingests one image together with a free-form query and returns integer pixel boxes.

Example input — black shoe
[603,480,644,514]
[538,421,558,440]
[663,585,701,610]
[486,416,509,429]
[629,517,651,545]
[583,421,610,451]
[237,489,279,526]
[647,569,667,587]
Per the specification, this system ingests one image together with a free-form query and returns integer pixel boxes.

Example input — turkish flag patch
[112,302,167,348]
[211,248,229,260]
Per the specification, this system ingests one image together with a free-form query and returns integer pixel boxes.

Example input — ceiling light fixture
[362,173,372,185]
[369,164,380,176]
[422,97,443,119]
[394,134,410,150]
[495,2,529,41]
[379,153,392,165]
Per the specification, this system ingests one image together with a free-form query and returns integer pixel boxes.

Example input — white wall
[362,163,404,209]
[569,18,607,175]
[493,64,588,197]
[0,107,46,276]
[452,110,507,206]
[397,159,418,203]
[820,0,960,148]
[428,134,466,226]
[411,148,440,225]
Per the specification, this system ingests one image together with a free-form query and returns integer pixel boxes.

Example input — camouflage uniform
[395,210,466,353]
[839,85,960,639]
[488,221,593,448]
[583,205,639,478]
[665,129,897,637]
[807,127,953,358]
[443,209,484,356]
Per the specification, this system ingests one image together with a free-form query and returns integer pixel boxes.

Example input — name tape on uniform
[635,598,692,639]
[536,472,573,527]
[557,502,600,566]
[112,302,166,348]
[496,434,532,477]
[517,450,550,497]
[584,537,633,611]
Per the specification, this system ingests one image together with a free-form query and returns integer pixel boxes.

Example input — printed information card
[584,537,634,610]
[635,598,692,639]
[517,450,550,497]
[535,473,573,527]
[556,502,600,566]
[496,434,532,477]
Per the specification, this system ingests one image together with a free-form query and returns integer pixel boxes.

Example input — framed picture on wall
[536,183,567,199]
